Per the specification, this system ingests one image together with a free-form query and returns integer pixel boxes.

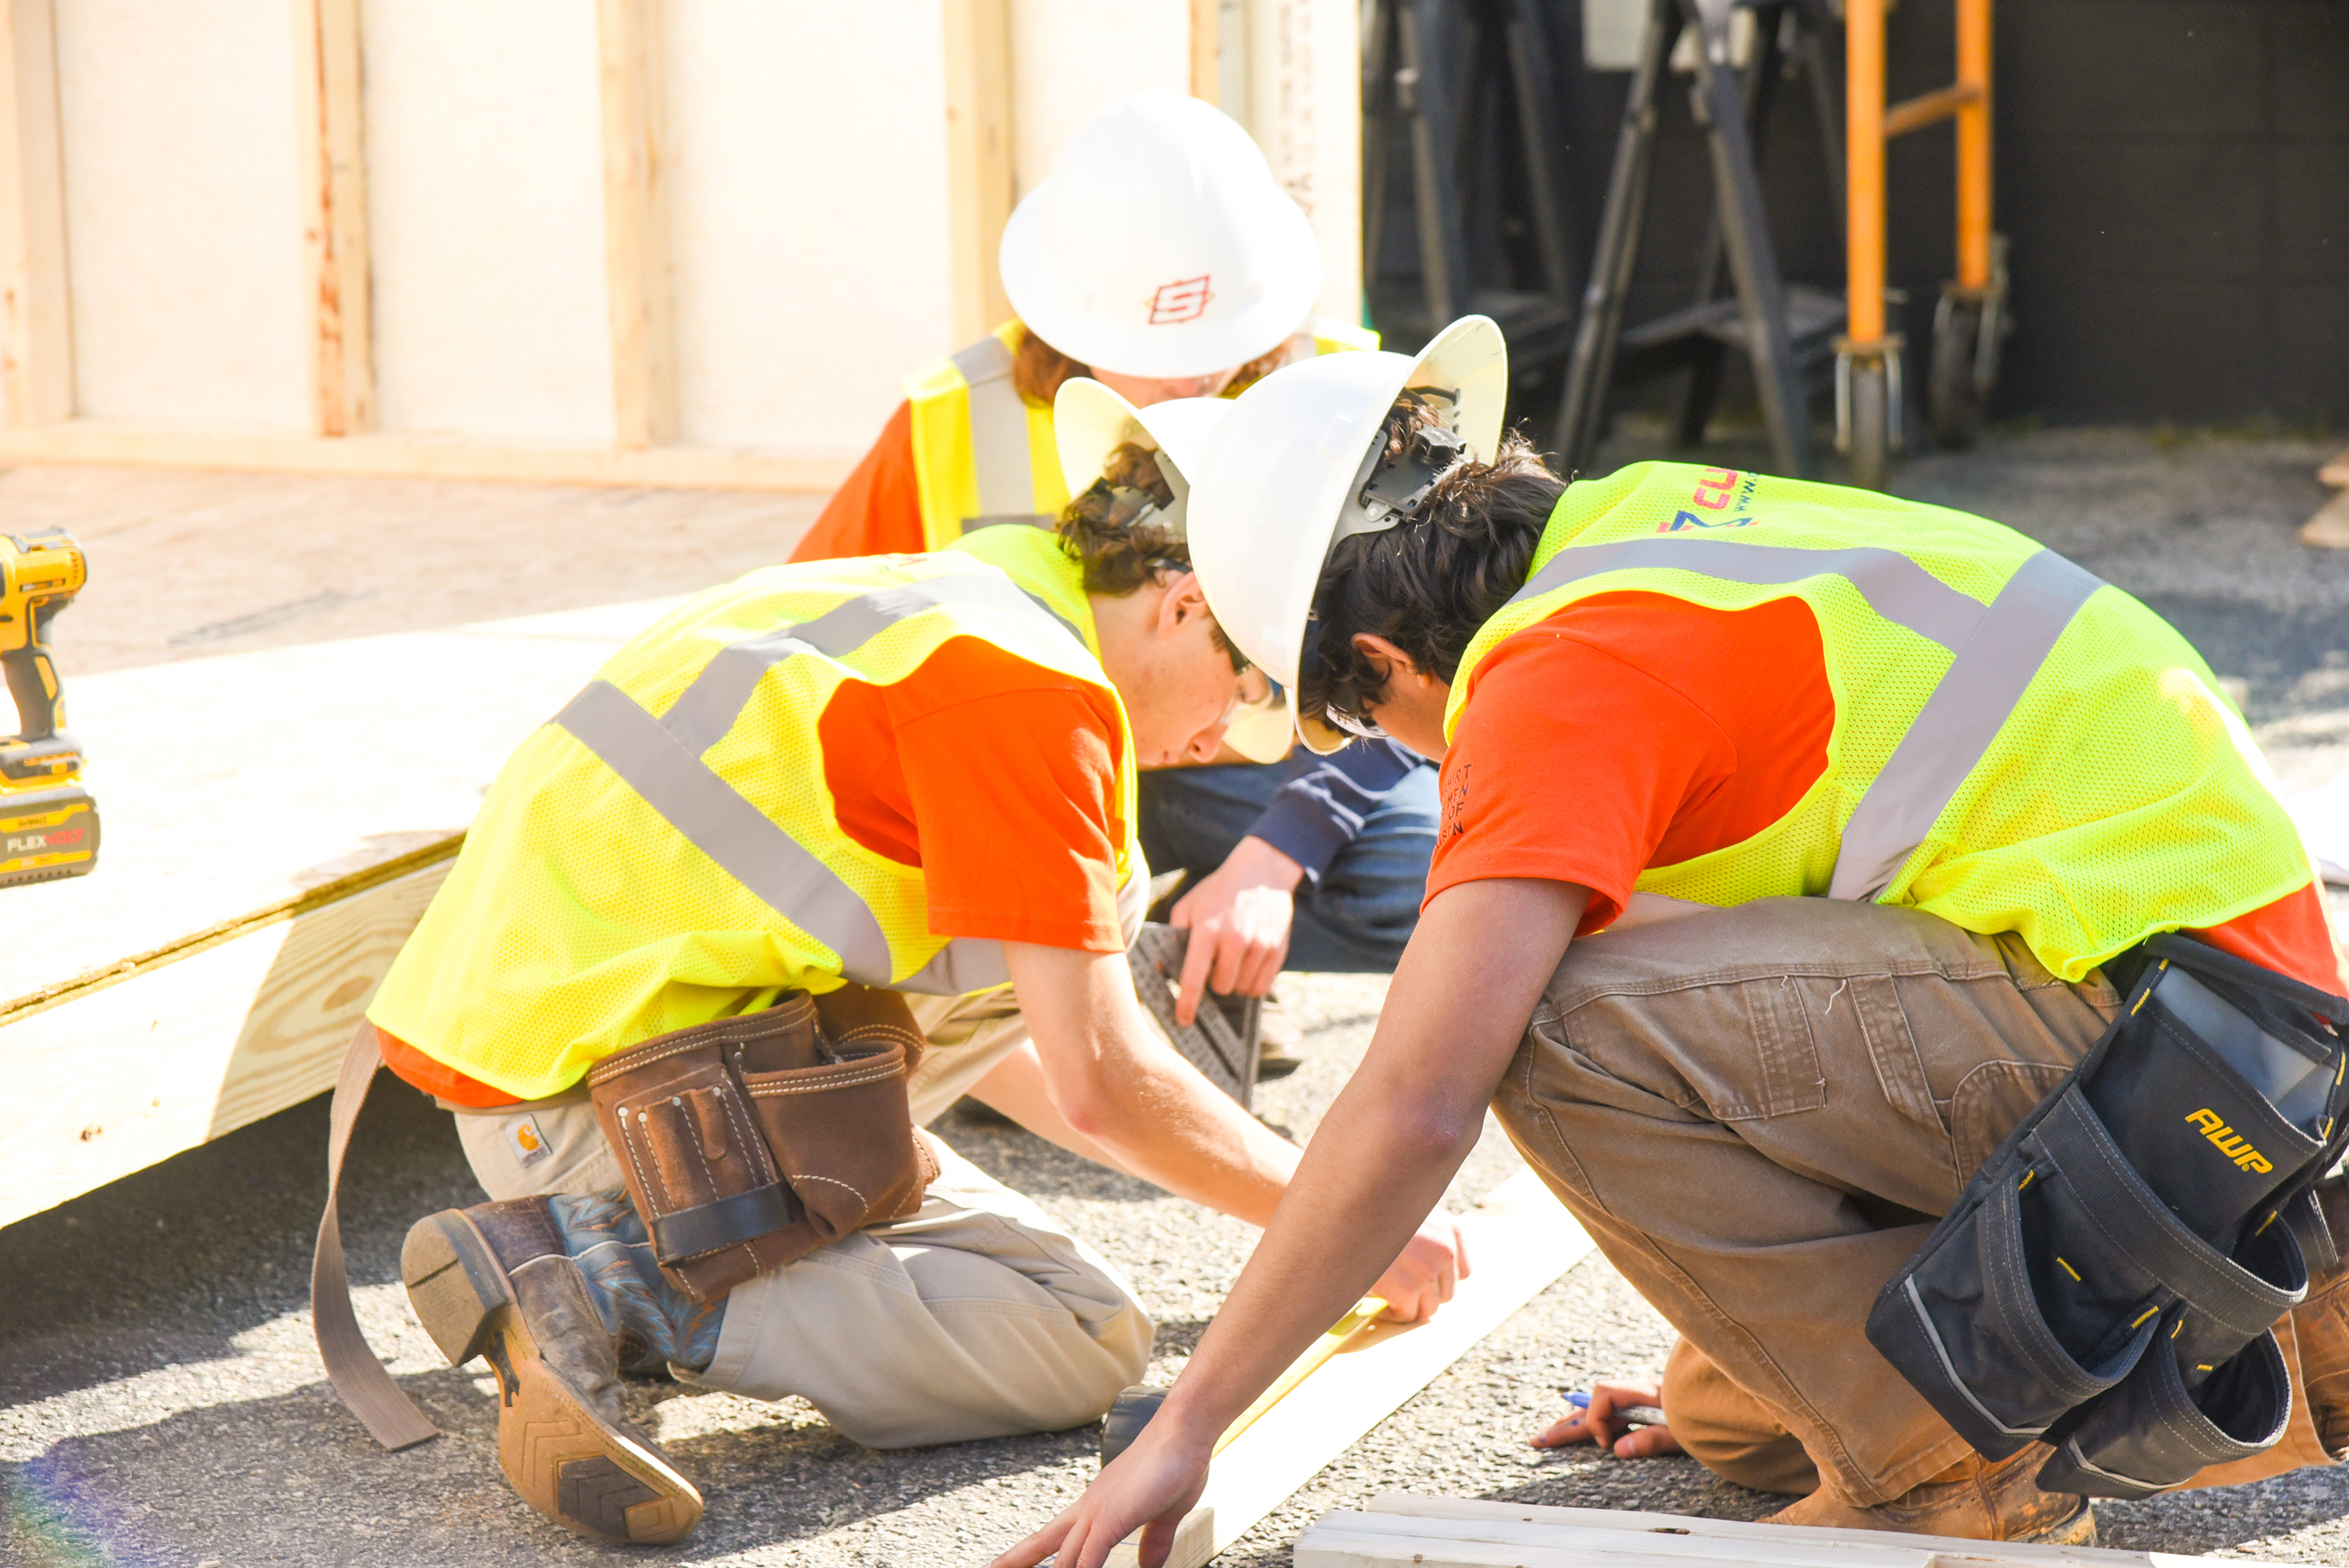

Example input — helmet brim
[1052,380,1230,506]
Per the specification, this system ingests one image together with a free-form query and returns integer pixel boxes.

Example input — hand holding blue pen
[1566,1388,1668,1427]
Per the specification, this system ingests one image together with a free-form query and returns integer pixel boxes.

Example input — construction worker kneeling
[996,318,2349,1568]
[312,386,1468,1546]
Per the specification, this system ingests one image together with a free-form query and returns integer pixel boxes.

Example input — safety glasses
[1221,663,1278,729]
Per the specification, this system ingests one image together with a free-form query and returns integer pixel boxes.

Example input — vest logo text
[1659,466,1763,532]
[2185,1108,2273,1173]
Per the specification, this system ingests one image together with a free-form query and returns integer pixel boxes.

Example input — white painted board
[663,0,956,456]
[359,0,614,442]
[52,0,308,429]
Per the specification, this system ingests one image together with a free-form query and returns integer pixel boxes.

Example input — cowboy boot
[1763,1445,2096,1545]
[403,1197,704,1545]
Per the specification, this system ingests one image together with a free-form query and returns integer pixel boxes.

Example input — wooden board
[0,853,450,1228]
[941,0,1014,345]
[293,0,373,437]
[1296,1494,2293,1568]
[1,595,677,1226]
[597,0,675,450]
[1103,1169,1598,1568]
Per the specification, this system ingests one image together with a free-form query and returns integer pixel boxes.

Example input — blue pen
[1565,1388,1667,1427]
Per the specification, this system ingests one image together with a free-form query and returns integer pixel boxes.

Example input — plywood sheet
[7,595,679,1010]
[0,857,451,1228]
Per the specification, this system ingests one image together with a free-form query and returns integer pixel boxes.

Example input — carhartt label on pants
[506,1113,551,1169]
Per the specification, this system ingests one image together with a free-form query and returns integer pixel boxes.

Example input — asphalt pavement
[5,427,2348,1566]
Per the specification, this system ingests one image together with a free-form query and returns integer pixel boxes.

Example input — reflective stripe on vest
[950,334,1039,525]
[1502,533,2108,903]
[553,573,1085,990]
[1829,547,2104,902]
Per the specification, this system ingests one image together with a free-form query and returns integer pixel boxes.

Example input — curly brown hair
[1011,325,1300,406]
[1053,440,1243,668]
[1298,394,1565,732]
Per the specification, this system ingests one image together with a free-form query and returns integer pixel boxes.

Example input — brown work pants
[1493,896,2332,1507]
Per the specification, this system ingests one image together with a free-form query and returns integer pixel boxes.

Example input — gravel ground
[5,429,2349,1566]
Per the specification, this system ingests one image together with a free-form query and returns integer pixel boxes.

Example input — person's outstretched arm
[1005,939,1471,1324]
[995,875,1588,1568]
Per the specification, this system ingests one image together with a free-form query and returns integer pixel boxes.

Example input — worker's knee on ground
[1660,1337,1821,1497]
[793,1302,1150,1452]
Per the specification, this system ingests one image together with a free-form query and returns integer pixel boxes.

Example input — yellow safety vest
[370,526,1136,1099]
[905,317,1380,551]
[1445,461,2312,982]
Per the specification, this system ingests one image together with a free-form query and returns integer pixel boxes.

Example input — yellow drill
[2,526,98,887]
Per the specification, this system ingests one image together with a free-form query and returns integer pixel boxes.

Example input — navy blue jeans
[1136,762,1438,973]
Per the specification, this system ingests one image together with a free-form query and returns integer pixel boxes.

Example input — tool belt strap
[311,1021,438,1451]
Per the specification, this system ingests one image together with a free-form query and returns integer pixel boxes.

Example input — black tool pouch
[1867,933,2349,1498]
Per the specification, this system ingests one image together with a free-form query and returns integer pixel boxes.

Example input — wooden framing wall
[0,2,1346,490]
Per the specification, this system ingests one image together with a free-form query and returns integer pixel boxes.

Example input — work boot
[403,1198,704,1545]
[2291,1175,2349,1456]
[1762,1445,2095,1545]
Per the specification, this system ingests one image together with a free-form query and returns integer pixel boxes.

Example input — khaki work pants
[1493,896,2337,1507]
[451,985,1152,1449]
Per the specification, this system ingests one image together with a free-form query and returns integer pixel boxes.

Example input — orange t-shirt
[1428,592,2343,993]
[383,633,1127,1107]
[792,401,928,562]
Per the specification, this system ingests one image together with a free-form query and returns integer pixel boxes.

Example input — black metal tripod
[1554,0,1845,478]
[1361,0,1577,367]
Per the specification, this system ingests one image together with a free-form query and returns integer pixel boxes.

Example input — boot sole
[402,1210,511,1367]
[402,1210,704,1545]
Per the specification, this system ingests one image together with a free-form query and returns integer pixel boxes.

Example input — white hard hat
[1053,380,1230,510]
[1000,91,1322,380]
[1050,380,1287,763]
[1187,316,1509,754]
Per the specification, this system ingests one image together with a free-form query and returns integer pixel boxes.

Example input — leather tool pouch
[1868,935,2349,1499]
[588,985,939,1303]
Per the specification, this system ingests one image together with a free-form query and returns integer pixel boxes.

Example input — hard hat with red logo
[999,91,1322,381]
[1185,316,1509,753]
[1052,378,1291,763]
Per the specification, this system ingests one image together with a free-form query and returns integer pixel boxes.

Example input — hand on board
[1168,835,1301,1025]
[1368,1210,1472,1324]
[1531,1377,1683,1459]
[990,1419,1211,1568]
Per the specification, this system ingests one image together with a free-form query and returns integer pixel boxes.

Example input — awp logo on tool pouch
[1146,275,1214,324]
[2185,1108,2273,1173]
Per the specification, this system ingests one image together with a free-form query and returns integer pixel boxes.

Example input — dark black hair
[1298,394,1565,731]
